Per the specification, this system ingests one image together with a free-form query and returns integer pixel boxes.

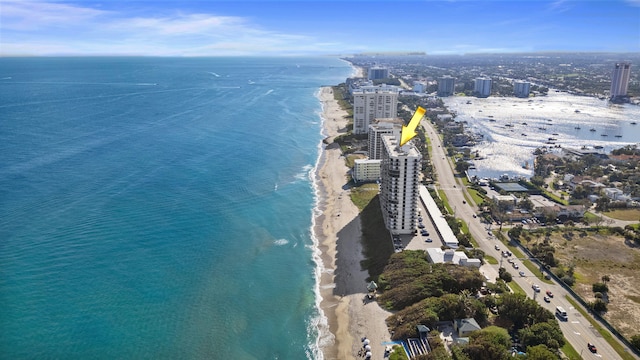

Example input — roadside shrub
[589,299,608,313]
[561,275,575,287]
[592,282,608,293]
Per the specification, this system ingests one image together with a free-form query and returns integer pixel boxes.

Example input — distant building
[368,67,389,80]
[438,76,455,97]
[413,81,428,93]
[474,77,492,97]
[352,85,399,135]
[513,80,531,98]
[379,134,421,235]
[368,118,403,160]
[610,62,631,99]
[353,159,382,183]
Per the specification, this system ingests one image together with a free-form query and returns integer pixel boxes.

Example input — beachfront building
[437,76,455,97]
[610,62,631,99]
[513,80,531,98]
[368,118,403,160]
[352,85,400,135]
[353,159,382,183]
[379,133,422,235]
[473,77,492,97]
[368,66,389,80]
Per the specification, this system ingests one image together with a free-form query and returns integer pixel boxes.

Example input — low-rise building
[426,248,482,268]
[353,159,382,183]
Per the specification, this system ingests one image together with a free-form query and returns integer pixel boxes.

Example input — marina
[444,91,640,180]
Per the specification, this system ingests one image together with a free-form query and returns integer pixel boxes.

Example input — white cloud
[0,1,343,56]
[1,0,110,31]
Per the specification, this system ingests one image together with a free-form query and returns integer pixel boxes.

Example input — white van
[556,306,568,321]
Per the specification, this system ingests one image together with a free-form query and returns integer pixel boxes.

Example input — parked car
[546,290,553,298]
[418,223,425,229]
[543,296,551,303]
[512,263,519,269]
[494,245,500,251]
[425,238,433,243]
[532,284,541,292]
[519,271,526,277]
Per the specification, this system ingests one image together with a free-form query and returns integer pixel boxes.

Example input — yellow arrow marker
[400,106,426,146]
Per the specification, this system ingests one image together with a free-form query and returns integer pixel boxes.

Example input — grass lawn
[437,189,453,215]
[484,255,498,265]
[350,183,380,211]
[561,342,581,360]
[603,208,640,221]
[507,279,525,296]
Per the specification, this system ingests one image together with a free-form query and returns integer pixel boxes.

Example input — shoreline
[315,82,392,359]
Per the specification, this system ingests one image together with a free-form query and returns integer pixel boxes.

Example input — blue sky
[1,0,639,56]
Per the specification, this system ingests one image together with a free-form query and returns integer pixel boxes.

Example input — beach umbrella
[367,281,378,292]
[365,345,371,351]
[366,351,372,358]
[363,339,370,345]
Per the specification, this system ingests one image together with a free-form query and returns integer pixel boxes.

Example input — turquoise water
[0,57,352,359]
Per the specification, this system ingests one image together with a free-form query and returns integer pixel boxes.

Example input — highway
[420,117,637,360]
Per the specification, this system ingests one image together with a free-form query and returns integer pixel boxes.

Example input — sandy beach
[316,85,392,360]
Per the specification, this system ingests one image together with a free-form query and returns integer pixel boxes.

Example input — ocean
[0,57,353,359]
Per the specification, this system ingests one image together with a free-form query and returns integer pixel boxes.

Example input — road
[420,118,637,360]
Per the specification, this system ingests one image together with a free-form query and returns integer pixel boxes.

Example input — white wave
[1,77,12,80]
[273,239,289,246]
[207,72,220,77]
[265,89,274,95]
[294,164,314,181]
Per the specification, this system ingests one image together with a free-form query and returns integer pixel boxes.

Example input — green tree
[519,320,565,350]
[464,326,511,360]
[592,282,608,293]
[590,299,608,313]
[525,344,559,360]
[630,334,640,351]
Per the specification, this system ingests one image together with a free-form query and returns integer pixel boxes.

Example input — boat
[632,122,637,125]
[590,128,596,132]
[615,135,622,138]
[575,126,581,130]
[601,134,608,137]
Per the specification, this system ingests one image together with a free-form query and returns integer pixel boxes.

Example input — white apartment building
[513,80,531,98]
[438,76,455,97]
[353,159,382,183]
[379,134,422,235]
[610,62,631,98]
[368,118,403,160]
[352,85,399,135]
[474,77,492,97]
[368,67,389,80]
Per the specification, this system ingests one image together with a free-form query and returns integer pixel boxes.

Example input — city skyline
[2,0,639,57]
